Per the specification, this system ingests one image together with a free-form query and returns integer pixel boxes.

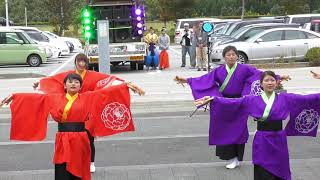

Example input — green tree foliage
[1,0,320,30]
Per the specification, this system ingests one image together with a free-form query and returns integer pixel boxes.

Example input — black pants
[216,144,245,161]
[55,163,81,180]
[254,165,283,180]
[85,129,95,162]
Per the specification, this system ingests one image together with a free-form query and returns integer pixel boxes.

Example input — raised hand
[194,96,214,107]
[33,82,40,90]
[280,75,291,82]
[0,94,13,107]
[174,76,187,87]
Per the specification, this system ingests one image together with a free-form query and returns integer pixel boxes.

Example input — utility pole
[25,7,28,27]
[60,0,64,36]
[241,0,245,20]
[5,0,9,26]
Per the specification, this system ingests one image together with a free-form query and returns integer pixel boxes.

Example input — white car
[45,31,83,52]
[10,26,70,56]
[211,28,320,64]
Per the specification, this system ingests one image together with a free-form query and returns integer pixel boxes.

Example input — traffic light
[81,6,95,40]
[131,6,145,36]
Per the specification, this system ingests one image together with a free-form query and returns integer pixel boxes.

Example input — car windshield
[225,23,238,35]
[230,26,250,38]
[26,32,49,42]
[219,23,232,34]
[21,32,36,44]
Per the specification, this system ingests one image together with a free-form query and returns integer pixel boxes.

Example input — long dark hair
[64,73,83,87]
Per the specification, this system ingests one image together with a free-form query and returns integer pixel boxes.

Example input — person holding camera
[180,23,195,68]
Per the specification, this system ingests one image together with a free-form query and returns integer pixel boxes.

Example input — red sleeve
[10,93,49,141]
[84,84,135,137]
[39,71,73,94]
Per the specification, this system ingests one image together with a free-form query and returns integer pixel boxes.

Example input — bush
[305,47,320,66]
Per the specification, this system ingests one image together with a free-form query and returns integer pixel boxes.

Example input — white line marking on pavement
[49,53,78,76]
[1,130,319,145]
[0,157,319,175]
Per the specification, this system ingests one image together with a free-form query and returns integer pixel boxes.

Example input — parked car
[11,26,70,56]
[303,20,320,33]
[0,28,47,66]
[209,19,284,45]
[211,28,320,64]
[213,23,300,47]
[65,41,74,53]
[44,31,83,52]
[284,14,320,27]
[174,18,221,44]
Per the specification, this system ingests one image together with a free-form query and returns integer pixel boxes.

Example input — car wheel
[27,54,41,67]
[237,52,248,64]
[137,63,144,70]
[130,62,137,70]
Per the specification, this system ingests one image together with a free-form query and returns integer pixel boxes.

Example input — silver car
[210,28,320,64]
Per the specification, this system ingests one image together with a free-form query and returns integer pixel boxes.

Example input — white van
[174,18,221,44]
[284,14,320,27]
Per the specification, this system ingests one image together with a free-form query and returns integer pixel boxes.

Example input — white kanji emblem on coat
[101,102,131,130]
[295,109,320,134]
[96,77,113,88]
[250,80,263,96]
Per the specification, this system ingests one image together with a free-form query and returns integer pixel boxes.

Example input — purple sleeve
[284,93,320,137]
[187,70,222,100]
[209,96,249,145]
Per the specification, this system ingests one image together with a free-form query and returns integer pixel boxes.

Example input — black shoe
[203,68,207,71]
[181,65,185,67]
[197,68,201,71]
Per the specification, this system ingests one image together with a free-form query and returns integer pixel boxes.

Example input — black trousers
[254,165,284,180]
[216,144,245,161]
[85,129,95,162]
[55,163,81,180]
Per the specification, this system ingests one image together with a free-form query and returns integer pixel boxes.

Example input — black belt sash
[223,95,241,98]
[58,122,85,132]
[257,120,282,131]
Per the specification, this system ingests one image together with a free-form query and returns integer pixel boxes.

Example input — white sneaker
[225,157,240,169]
[90,162,96,173]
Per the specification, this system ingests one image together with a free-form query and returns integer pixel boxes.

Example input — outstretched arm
[108,80,145,96]
[311,71,320,79]
[125,82,145,96]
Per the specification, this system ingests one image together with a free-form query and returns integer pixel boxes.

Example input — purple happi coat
[187,64,264,143]
[210,93,320,180]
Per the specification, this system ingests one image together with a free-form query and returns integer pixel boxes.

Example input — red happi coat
[10,84,134,180]
[39,70,125,135]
